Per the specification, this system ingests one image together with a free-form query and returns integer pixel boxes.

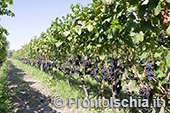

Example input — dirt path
[6,61,87,113]
[7,61,59,113]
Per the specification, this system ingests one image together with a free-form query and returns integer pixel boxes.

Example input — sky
[1,0,92,50]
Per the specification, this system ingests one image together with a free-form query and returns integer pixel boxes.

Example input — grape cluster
[17,54,162,100]
[18,56,60,80]
[134,58,161,102]
[26,60,31,65]
[125,73,135,83]
[145,60,157,81]
[139,85,153,101]
[17,55,124,95]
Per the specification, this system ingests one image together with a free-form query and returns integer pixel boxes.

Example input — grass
[0,60,12,113]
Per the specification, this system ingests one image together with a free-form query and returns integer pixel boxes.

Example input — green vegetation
[0,0,15,66]
[8,50,15,58]
[0,60,12,113]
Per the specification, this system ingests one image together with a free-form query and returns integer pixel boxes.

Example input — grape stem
[151,77,169,95]
[133,65,147,88]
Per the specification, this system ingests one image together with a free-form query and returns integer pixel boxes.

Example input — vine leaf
[77,29,82,35]
[166,25,170,36]
[87,24,93,32]
[139,52,147,60]
[55,41,63,47]
[103,0,112,5]
[99,54,105,60]
[63,31,70,37]
[166,52,170,68]
[131,31,144,44]
[154,52,162,58]
[154,2,162,16]
[156,69,165,78]
[165,0,170,4]
[67,36,72,41]
[123,80,139,93]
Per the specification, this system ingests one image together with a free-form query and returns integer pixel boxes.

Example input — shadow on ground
[7,61,57,113]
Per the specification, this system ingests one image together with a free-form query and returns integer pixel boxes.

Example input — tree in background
[0,0,15,66]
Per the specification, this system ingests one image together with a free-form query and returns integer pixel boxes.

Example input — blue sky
[1,0,92,50]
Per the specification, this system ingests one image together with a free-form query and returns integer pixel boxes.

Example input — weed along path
[7,61,57,113]
[7,60,87,113]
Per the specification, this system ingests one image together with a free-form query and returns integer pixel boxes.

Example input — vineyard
[1,0,170,113]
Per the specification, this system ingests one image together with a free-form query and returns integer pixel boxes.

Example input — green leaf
[112,27,116,34]
[166,25,170,36]
[97,44,101,47]
[99,54,105,60]
[53,67,57,72]
[63,31,70,37]
[161,79,167,85]
[87,24,93,32]
[73,73,78,79]
[119,109,125,113]
[165,0,170,4]
[139,52,147,60]
[107,34,113,39]
[166,52,170,68]
[67,36,72,41]
[156,61,161,66]
[111,19,119,26]
[102,17,111,24]
[75,27,82,35]
[81,78,84,81]
[87,44,92,49]
[123,80,140,93]
[116,10,123,19]
[154,52,162,58]
[130,32,136,36]
[154,2,162,16]
[103,0,112,5]
[100,5,105,13]
[136,65,144,72]
[77,29,82,35]
[55,41,63,47]
[156,69,166,78]
[131,31,144,44]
